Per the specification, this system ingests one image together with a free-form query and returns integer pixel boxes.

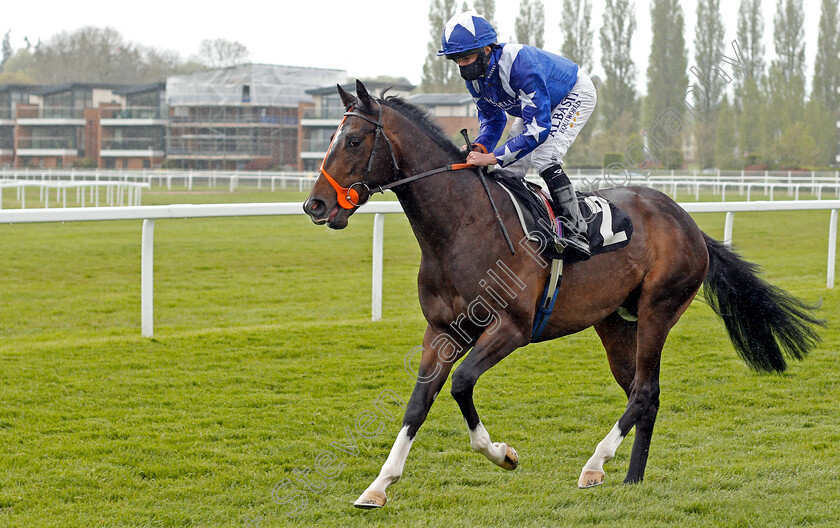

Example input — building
[0,84,39,167]
[298,80,416,171]
[406,93,479,147]
[0,66,487,172]
[14,83,126,168]
[98,83,167,170]
[165,64,346,170]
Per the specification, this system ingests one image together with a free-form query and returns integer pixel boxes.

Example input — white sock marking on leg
[469,422,507,465]
[366,425,414,494]
[583,422,625,473]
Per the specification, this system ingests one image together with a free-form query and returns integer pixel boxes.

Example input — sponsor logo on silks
[489,98,518,111]
[552,98,582,135]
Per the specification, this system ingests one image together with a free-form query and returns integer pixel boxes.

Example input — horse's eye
[347,137,363,148]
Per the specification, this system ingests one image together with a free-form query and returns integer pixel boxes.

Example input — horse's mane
[376,90,464,158]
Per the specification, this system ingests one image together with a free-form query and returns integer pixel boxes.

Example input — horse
[302,80,822,509]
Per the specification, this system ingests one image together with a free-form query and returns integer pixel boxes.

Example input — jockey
[438,11,597,260]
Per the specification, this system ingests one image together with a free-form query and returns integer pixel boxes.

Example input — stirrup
[555,225,590,259]
[558,236,590,258]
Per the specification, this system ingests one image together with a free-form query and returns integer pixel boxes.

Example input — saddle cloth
[490,173,633,262]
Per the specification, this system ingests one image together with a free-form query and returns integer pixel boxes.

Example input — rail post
[829,209,838,289]
[724,212,735,247]
[142,219,155,337]
[372,213,385,321]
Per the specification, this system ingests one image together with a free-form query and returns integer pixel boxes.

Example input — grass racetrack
[1,187,839,527]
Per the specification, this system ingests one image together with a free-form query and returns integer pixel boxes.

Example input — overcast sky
[3,0,821,93]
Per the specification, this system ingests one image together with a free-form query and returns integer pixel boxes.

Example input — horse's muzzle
[303,197,351,229]
[303,197,328,225]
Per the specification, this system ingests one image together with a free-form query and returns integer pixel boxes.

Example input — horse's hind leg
[577,312,637,487]
[580,286,698,487]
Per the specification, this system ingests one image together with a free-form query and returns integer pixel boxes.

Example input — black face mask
[458,50,487,81]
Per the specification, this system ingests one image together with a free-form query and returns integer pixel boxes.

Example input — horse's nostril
[305,198,327,217]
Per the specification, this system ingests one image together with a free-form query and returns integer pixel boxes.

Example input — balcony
[100,106,168,125]
[100,136,165,158]
[104,106,166,119]
[17,137,77,149]
[17,106,85,119]
[169,108,297,126]
[16,106,86,125]
[299,138,331,152]
[16,135,79,156]
[166,137,275,159]
[101,138,165,150]
[302,107,345,120]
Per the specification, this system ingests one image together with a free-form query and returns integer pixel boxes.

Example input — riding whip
[460,129,515,255]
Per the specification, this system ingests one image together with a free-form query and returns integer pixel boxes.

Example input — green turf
[0,186,838,527]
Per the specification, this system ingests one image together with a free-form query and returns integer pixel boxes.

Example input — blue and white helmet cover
[438,11,497,57]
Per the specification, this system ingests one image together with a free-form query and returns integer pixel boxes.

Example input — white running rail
[0,199,837,337]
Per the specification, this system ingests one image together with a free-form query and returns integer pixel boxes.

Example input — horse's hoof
[353,490,387,509]
[500,445,519,470]
[578,469,605,488]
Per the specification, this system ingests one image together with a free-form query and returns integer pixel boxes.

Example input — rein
[370,162,473,194]
[319,101,473,209]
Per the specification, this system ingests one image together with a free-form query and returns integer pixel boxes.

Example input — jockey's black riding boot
[540,164,591,260]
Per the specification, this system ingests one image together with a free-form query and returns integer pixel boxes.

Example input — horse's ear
[337,84,356,109]
[355,79,373,111]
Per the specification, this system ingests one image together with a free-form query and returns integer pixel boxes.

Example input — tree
[804,94,836,167]
[715,95,739,168]
[734,0,766,164]
[193,38,249,69]
[774,121,816,168]
[736,0,766,83]
[737,77,766,163]
[1,48,34,78]
[772,0,806,82]
[473,0,497,27]
[13,27,201,84]
[1,30,12,71]
[694,0,726,108]
[812,0,840,114]
[31,27,143,83]
[0,71,35,84]
[693,0,726,168]
[645,0,688,150]
[515,0,545,48]
[139,46,203,80]
[599,0,638,134]
[561,0,594,72]
[420,0,463,93]
[764,64,806,160]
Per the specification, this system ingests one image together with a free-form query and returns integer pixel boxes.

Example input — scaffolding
[164,64,346,169]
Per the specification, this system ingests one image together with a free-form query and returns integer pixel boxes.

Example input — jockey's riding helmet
[437,12,497,60]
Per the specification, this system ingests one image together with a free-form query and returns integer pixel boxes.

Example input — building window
[242,85,251,103]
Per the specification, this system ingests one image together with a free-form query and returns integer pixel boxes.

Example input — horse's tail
[701,232,823,373]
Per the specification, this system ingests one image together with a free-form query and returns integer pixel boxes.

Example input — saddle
[490,173,633,263]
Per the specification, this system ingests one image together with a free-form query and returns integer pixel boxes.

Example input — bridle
[319,101,400,209]
[319,101,472,209]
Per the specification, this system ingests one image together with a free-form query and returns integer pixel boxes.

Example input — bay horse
[302,80,821,509]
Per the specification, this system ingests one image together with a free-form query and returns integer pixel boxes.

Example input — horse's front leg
[450,326,528,471]
[354,326,458,509]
